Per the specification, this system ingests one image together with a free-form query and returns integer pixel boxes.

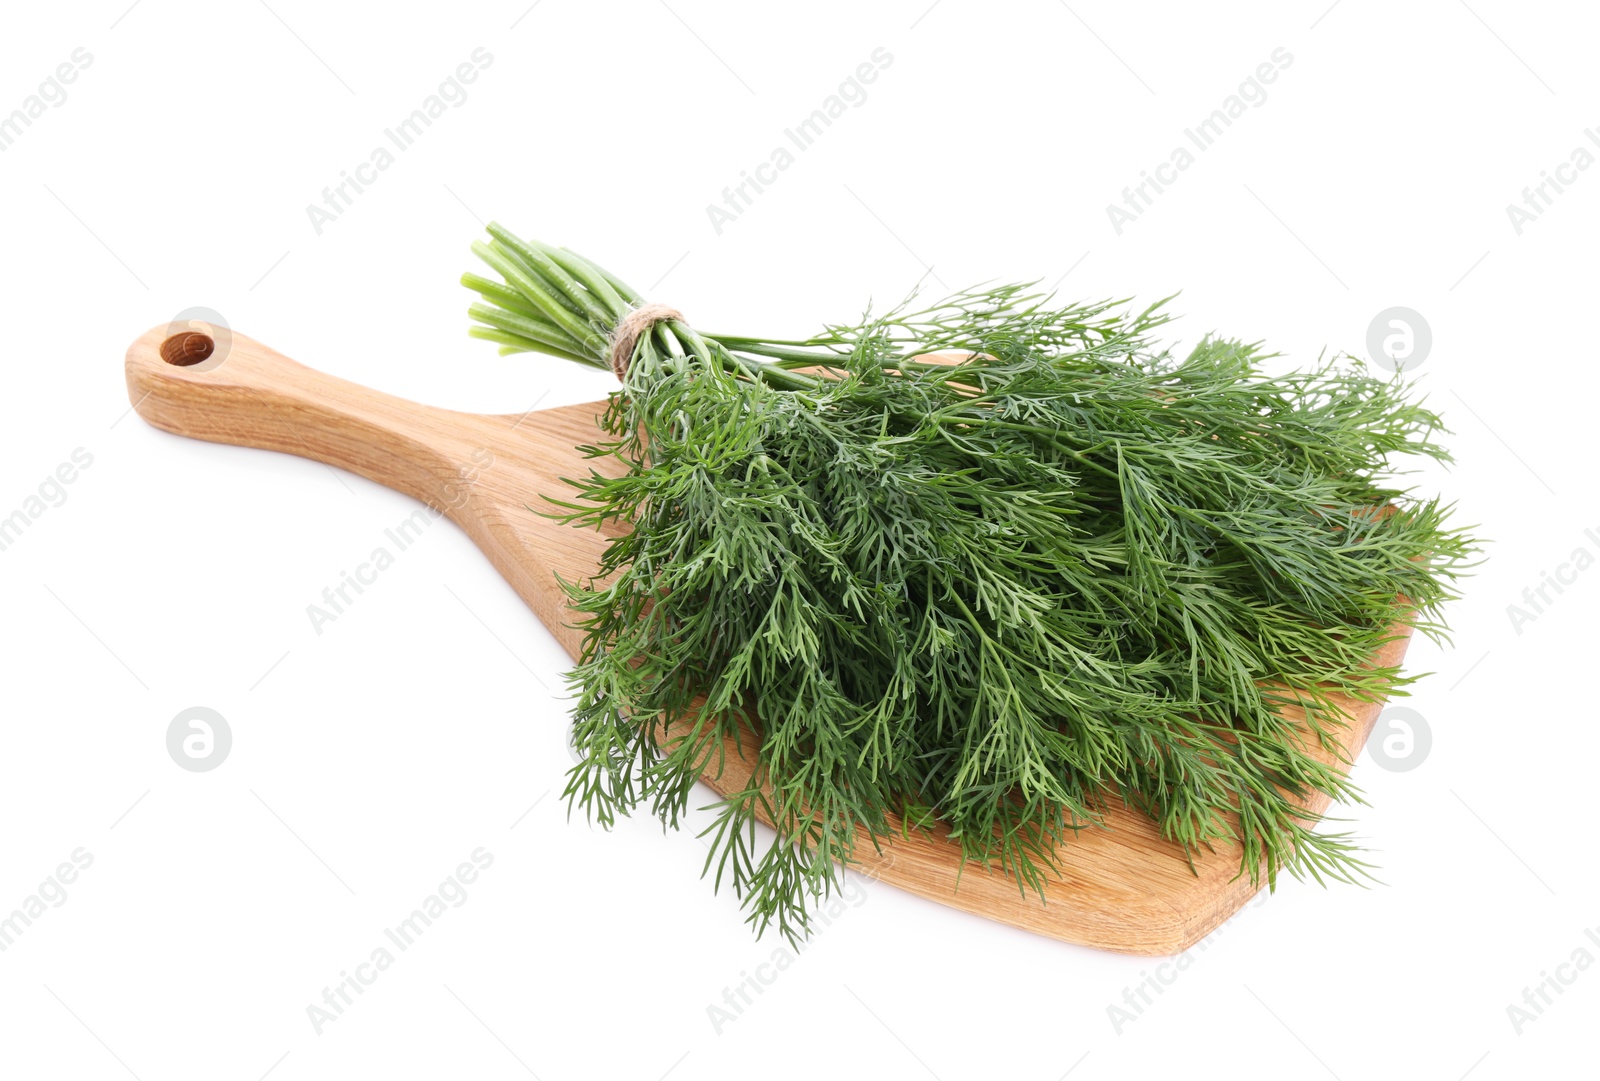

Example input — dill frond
[465,225,1479,944]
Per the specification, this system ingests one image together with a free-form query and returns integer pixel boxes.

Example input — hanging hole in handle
[161,332,216,366]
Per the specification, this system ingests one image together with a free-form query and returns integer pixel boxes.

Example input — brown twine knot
[608,303,685,381]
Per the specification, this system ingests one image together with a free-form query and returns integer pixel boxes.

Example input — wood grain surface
[125,320,1412,954]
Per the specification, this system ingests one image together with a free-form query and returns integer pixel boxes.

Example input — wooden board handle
[125,320,489,512]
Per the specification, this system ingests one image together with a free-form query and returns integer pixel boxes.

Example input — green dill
[463,223,1478,944]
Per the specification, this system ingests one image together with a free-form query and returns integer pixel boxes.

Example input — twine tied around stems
[608,304,685,380]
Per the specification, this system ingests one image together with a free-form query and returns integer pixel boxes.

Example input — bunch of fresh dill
[463,223,1476,943]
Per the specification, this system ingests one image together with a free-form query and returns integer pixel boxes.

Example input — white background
[1,1,1596,1078]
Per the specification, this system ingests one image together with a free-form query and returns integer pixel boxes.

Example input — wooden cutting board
[125,320,1411,955]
